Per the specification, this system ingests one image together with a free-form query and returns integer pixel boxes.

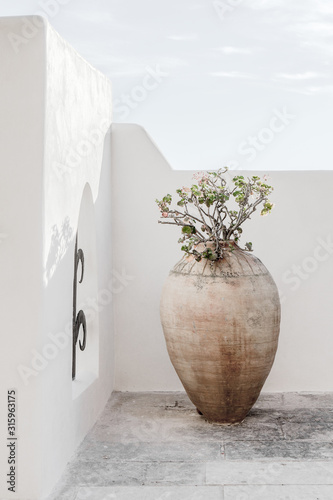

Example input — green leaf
[182,225,196,235]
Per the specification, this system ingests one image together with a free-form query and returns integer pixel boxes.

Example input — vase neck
[194,240,240,252]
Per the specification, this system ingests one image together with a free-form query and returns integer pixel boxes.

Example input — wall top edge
[0,14,47,23]
[0,15,112,91]
[111,125,333,175]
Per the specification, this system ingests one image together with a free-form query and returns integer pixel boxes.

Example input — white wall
[0,17,113,500]
[1,13,332,499]
[111,123,333,393]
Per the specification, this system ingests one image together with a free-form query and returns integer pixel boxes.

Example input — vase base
[197,411,248,425]
[206,418,246,426]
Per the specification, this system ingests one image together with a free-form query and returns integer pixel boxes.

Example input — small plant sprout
[156,168,274,261]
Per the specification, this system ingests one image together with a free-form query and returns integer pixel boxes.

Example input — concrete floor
[49,392,333,499]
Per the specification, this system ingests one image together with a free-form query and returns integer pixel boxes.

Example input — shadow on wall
[45,217,74,283]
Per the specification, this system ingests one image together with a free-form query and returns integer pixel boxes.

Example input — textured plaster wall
[0,17,113,500]
[111,124,333,394]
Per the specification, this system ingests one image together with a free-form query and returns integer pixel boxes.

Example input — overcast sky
[1,0,332,170]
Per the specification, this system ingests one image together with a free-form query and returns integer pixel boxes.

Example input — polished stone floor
[49,392,333,500]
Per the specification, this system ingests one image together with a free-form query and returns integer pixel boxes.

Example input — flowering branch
[156,168,274,261]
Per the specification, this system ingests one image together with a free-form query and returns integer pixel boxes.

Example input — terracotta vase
[160,242,281,424]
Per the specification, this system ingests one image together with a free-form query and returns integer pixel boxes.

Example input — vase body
[160,243,281,424]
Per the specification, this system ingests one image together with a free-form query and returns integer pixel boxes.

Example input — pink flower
[162,212,168,218]
[193,172,208,183]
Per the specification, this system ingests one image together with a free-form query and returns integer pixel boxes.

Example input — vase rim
[193,240,241,252]
[196,240,239,246]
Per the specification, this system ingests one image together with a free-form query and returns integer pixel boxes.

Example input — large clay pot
[160,242,281,424]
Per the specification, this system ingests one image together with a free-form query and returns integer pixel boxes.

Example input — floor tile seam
[220,482,333,486]
[71,458,333,464]
[205,460,333,469]
[70,459,212,464]
[73,459,222,463]
[81,438,333,445]
[80,438,224,447]
[223,439,333,443]
[224,458,333,462]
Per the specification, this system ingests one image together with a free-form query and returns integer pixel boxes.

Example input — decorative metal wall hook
[75,310,87,350]
[72,233,87,380]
